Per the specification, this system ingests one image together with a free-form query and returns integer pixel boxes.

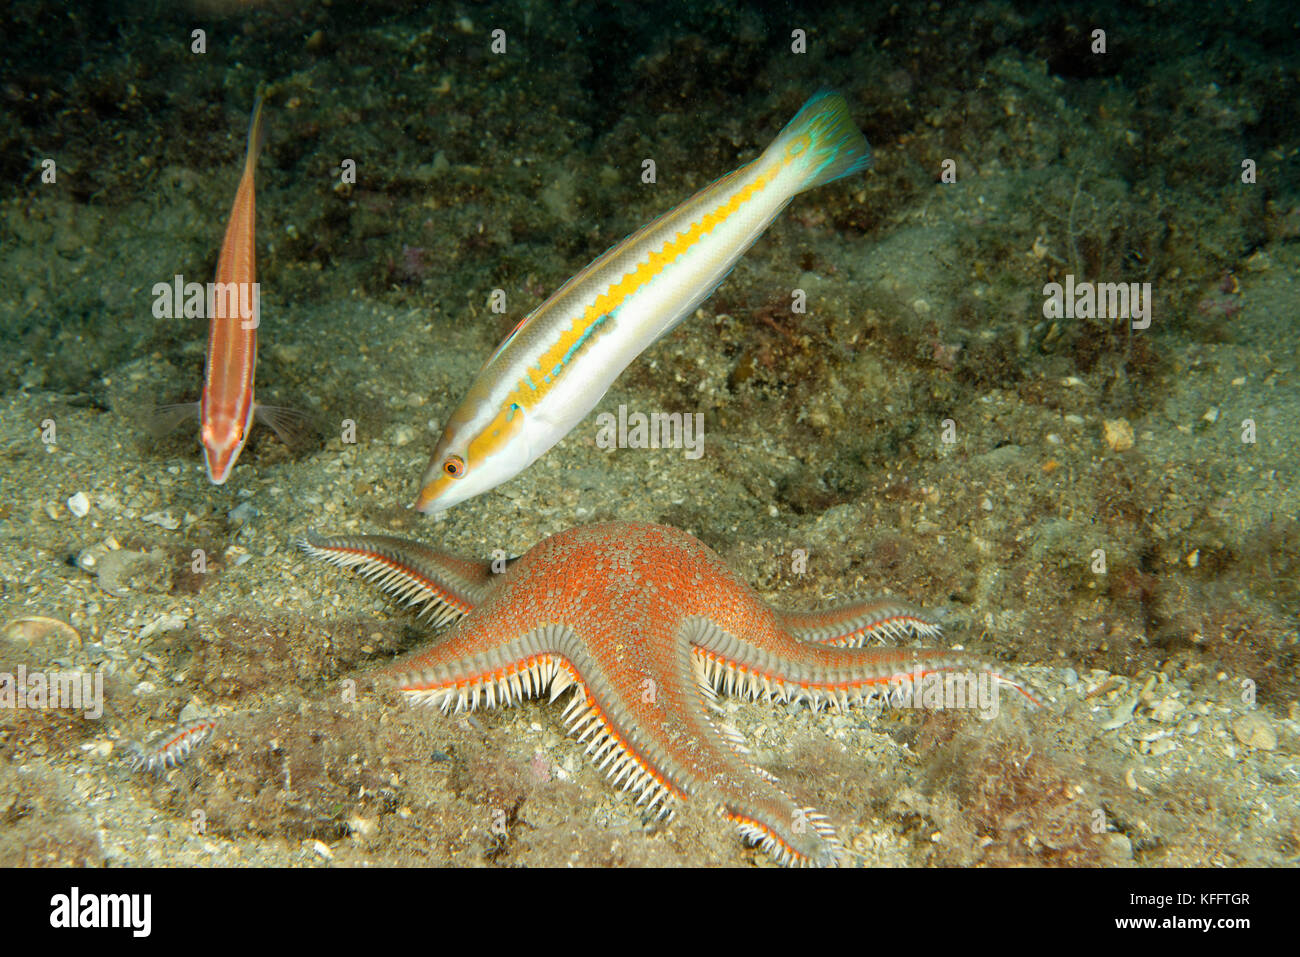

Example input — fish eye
[443,455,466,478]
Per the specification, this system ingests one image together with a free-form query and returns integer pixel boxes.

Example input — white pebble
[138,613,188,640]
[67,492,90,518]
[142,510,181,530]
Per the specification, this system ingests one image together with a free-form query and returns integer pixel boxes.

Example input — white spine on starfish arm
[781,602,944,646]
[399,656,561,712]
[298,533,472,627]
[560,682,675,816]
[389,637,680,818]
[697,683,847,866]
[731,811,845,868]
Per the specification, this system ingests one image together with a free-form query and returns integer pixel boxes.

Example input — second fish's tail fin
[766,90,871,193]
[243,95,266,174]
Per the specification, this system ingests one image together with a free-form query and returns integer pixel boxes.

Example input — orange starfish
[302,522,1039,865]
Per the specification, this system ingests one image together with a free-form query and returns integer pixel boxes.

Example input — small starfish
[301,522,1039,866]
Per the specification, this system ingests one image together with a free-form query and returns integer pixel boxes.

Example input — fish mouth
[204,458,234,485]
[413,477,450,514]
[202,441,241,485]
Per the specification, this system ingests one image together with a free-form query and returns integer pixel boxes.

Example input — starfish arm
[581,616,849,866]
[680,638,848,867]
[300,530,496,626]
[379,613,696,817]
[778,599,943,646]
[382,619,577,711]
[694,612,1042,710]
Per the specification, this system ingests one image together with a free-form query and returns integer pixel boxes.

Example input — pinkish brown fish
[151,96,307,483]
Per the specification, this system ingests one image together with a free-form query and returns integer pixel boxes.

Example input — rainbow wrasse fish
[416,91,871,513]
[152,96,305,484]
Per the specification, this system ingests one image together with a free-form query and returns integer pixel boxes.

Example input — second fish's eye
[444,455,466,478]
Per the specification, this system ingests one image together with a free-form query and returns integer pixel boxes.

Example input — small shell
[76,543,113,572]
[2,615,81,648]
[1232,712,1277,751]
[142,510,181,530]
[1103,418,1135,452]
[1099,692,1139,730]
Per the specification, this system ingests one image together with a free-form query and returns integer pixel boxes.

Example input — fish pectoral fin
[144,402,199,439]
[253,404,317,450]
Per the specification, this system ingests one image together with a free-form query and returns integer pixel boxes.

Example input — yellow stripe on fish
[416,91,871,513]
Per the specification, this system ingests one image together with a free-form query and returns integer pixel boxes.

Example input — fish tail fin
[244,94,266,173]
[765,90,871,194]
